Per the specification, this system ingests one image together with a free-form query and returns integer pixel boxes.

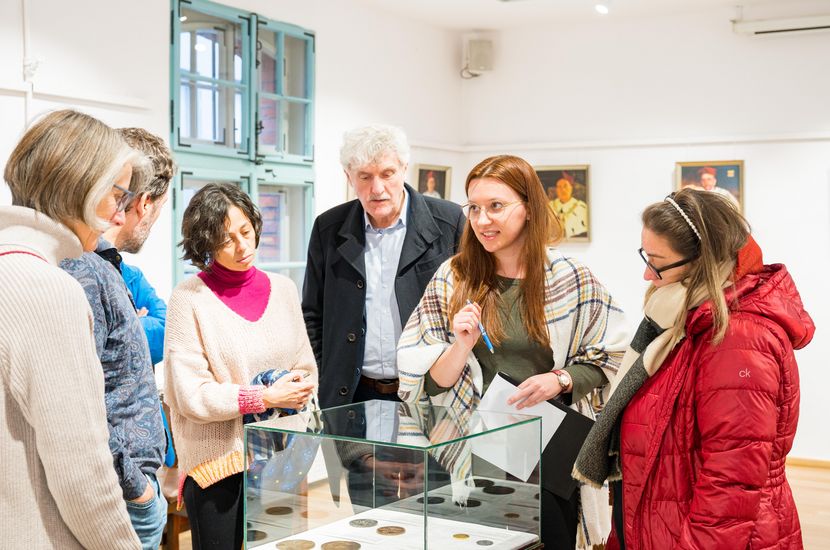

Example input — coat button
[347,332,356,342]
[339,386,349,396]
[356,279,364,289]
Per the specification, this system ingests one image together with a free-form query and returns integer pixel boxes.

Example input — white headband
[665,197,701,240]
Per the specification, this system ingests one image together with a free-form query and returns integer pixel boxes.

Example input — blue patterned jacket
[60,238,165,500]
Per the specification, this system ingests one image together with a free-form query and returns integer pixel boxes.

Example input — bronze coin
[349,518,378,528]
[266,505,294,516]
[482,485,515,495]
[276,541,316,550]
[321,542,360,550]
[454,498,481,508]
[301,509,329,519]
[453,533,470,540]
[416,496,445,504]
[377,526,406,536]
[247,529,267,541]
[504,512,520,519]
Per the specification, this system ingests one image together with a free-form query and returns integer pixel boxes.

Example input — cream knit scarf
[573,278,714,488]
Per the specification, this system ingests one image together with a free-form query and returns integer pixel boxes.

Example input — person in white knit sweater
[164,183,317,549]
[1,109,144,549]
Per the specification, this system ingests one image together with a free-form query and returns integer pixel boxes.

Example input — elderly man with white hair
[302,124,465,409]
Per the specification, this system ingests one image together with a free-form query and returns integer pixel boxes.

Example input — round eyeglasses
[462,200,524,220]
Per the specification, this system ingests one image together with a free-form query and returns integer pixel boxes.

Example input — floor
[168,464,830,549]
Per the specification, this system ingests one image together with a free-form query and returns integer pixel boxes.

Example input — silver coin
[349,518,378,528]
[476,541,494,546]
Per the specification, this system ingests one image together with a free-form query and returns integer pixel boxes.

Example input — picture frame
[415,164,452,200]
[535,164,590,242]
[675,160,743,212]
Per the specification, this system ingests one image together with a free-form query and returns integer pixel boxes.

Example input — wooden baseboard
[786,457,830,469]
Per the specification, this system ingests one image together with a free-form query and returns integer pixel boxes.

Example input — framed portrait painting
[675,160,743,211]
[535,165,590,242]
[415,164,452,200]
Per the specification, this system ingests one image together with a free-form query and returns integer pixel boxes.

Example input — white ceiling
[353,0,823,30]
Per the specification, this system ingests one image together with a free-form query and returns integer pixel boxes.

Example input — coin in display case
[416,496,445,505]
[266,506,294,516]
[348,518,378,528]
[276,541,316,550]
[473,478,495,488]
[452,533,470,540]
[247,529,267,541]
[476,540,494,546]
[321,542,360,550]
[377,526,406,536]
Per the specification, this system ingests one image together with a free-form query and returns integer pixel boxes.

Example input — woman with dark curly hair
[163,183,317,549]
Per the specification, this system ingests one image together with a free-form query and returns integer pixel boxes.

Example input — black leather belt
[358,375,399,395]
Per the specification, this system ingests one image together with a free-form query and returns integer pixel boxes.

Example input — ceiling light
[595,4,610,15]
[179,15,188,22]
[194,43,207,52]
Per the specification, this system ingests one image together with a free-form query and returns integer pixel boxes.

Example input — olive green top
[425,276,606,402]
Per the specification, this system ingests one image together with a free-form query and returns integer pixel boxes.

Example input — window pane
[257,184,309,263]
[180,7,243,84]
[284,101,307,156]
[258,30,278,94]
[179,78,243,148]
[180,31,191,71]
[284,36,308,98]
[258,96,279,149]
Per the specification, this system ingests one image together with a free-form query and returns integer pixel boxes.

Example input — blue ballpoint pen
[466,299,495,354]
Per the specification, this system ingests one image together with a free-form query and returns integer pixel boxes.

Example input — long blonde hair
[449,155,563,347]
[643,188,750,344]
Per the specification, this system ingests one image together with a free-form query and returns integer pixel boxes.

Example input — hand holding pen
[451,299,495,354]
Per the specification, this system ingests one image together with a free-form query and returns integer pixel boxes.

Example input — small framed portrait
[535,164,590,242]
[415,164,452,200]
[675,160,743,211]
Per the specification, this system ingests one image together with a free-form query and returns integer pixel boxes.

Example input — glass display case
[244,400,542,549]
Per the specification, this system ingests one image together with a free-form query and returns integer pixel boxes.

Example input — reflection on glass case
[244,400,542,549]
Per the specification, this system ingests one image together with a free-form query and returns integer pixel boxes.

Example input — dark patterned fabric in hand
[244,369,318,493]
[244,368,295,465]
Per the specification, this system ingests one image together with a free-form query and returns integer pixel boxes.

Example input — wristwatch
[552,370,572,393]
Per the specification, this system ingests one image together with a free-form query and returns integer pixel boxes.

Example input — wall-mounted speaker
[467,39,494,73]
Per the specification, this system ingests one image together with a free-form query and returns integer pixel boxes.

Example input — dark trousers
[541,486,580,550]
[183,473,243,550]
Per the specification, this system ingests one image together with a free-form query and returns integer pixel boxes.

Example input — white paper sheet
[471,374,566,481]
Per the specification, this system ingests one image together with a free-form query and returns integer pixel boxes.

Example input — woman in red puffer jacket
[574,188,814,549]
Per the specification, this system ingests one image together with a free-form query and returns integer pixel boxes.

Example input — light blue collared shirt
[362,190,409,380]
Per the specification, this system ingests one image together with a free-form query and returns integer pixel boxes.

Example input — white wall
[0,0,464,300]
[454,6,830,460]
[1,0,828,460]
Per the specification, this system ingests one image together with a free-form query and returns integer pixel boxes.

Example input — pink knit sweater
[163,272,317,504]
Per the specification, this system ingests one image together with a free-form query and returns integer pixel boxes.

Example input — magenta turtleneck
[198,261,271,322]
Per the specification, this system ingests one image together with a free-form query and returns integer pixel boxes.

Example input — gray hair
[5,109,143,232]
[339,124,410,171]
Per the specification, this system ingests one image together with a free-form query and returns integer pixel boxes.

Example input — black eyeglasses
[113,184,136,213]
[638,248,698,280]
